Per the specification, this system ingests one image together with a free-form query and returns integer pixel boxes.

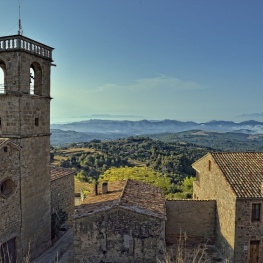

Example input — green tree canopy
[98,166,171,193]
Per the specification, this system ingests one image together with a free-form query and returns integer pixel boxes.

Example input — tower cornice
[0,34,54,61]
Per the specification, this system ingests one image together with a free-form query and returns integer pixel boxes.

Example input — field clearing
[75,178,93,193]
[52,147,96,165]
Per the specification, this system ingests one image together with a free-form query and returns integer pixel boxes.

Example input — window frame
[252,203,261,222]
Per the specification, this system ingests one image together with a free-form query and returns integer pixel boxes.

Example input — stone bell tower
[0,35,54,260]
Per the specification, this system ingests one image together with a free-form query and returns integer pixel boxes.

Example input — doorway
[249,240,260,263]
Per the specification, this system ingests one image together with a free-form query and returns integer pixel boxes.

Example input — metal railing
[0,35,53,60]
[0,84,5,94]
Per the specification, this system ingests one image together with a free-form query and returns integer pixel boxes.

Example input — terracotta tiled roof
[75,179,166,219]
[50,166,76,181]
[211,152,263,198]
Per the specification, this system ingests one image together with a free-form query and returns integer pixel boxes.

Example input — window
[1,178,15,199]
[30,63,42,95]
[0,61,6,94]
[35,118,39,126]
[3,146,7,152]
[208,160,211,171]
[252,204,261,221]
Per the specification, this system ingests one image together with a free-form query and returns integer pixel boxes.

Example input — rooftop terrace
[0,35,53,60]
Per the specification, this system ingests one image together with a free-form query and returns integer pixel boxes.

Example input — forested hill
[148,130,263,152]
[51,136,214,187]
[51,129,263,152]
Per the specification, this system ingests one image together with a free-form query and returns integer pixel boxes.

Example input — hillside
[51,136,215,198]
[149,130,263,152]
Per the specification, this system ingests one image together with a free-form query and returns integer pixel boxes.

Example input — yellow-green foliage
[166,176,196,200]
[99,166,171,193]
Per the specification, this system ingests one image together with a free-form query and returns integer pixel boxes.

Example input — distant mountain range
[50,119,263,146]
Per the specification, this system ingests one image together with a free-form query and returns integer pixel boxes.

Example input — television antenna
[18,0,23,35]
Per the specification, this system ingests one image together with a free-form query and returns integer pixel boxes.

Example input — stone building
[50,166,75,240]
[74,179,166,263]
[192,152,263,263]
[0,34,54,262]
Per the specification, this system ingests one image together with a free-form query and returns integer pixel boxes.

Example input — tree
[98,166,171,193]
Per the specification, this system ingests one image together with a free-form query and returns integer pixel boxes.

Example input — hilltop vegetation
[149,130,263,152]
[51,136,215,198]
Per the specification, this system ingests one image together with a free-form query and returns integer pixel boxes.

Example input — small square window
[252,204,261,221]
[35,118,39,126]
[3,147,8,152]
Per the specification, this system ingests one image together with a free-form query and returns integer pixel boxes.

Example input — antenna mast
[18,0,23,35]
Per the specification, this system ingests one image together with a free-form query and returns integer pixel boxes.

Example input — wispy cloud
[93,75,202,93]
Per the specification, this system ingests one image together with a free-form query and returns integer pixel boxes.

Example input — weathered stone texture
[74,207,165,263]
[0,51,51,137]
[0,142,22,260]
[0,37,53,261]
[193,153,236,262]
[234,199,263,263]
[15,136,51,259]
[51,172,75,238]
[165,200,215,244]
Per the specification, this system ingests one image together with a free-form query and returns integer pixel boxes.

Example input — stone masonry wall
[234,199,263,263]
[0,143,22,261]
[0,46,52,260]
[166,200,216,245]
[16,136,51,260]
[193,153,236,262]
[0,52,51,137]
[74,207,165,263]
[51,174,74,239]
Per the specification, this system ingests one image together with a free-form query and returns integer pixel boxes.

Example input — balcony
[0,35,53,60]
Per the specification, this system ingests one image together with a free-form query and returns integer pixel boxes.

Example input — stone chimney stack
[94,182,98,196]
[102,182,108,194]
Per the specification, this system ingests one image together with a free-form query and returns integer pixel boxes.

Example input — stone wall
[0,43,53,260]
[51,173,74,239]
[74,207,165,263]
[193,153,236,262]
[234,199,263,263]
[165,200,216,245]
[0,142,22,261]
[17,136,51,260]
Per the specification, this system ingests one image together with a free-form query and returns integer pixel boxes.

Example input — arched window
[0,60,6,94]
[30,67,35,95]
[30,62,42,95]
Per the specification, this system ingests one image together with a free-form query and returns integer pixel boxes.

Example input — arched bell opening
[0,60,6,94]
[30,62,42,95]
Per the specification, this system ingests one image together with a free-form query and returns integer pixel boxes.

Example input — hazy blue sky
[1,1,263,123]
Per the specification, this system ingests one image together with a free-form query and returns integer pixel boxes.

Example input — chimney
[94,182,98,196]
[102,182,108,194]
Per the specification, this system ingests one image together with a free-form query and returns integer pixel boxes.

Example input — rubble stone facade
[0,140,22,262]
[74,207,165,263]
[166,200,216,245]
[74,180,166,263]
[0,35,54,261]
[51,167,75,239]
[193,153,236,261]
[192,152,263,263]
